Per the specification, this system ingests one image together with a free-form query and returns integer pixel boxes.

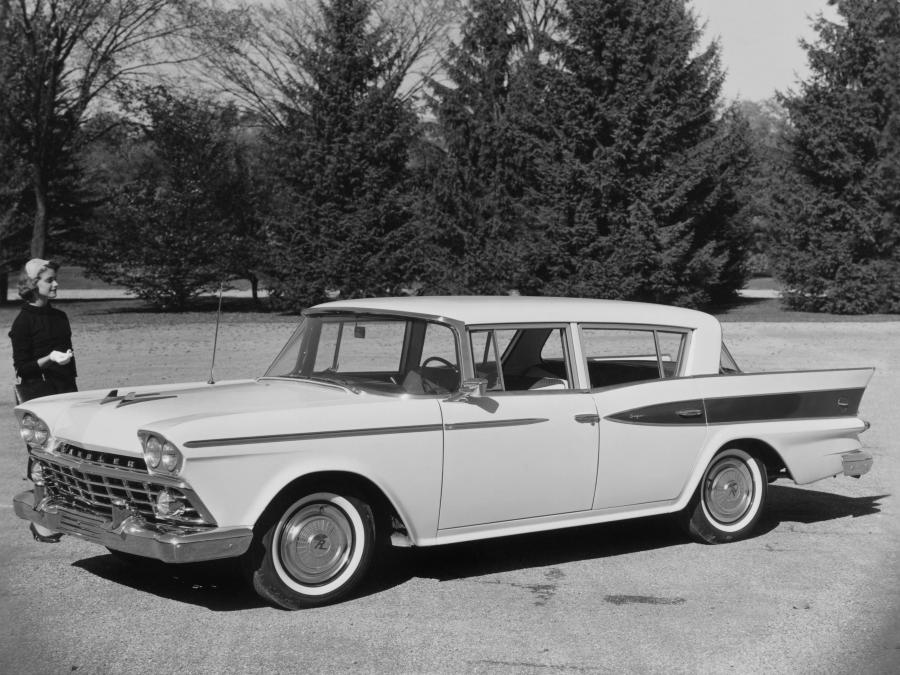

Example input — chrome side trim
[184,423,444,449]
[444,418,549,431]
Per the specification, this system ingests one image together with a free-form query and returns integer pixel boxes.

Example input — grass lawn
[4,267,897,323]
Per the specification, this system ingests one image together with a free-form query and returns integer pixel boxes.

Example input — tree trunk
[250,274,259,302]
[30,162,48,259]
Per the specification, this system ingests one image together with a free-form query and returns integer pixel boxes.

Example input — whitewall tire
[247,490,376,609]
[681,448,767,544]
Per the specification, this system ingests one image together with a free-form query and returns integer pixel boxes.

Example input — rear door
[580,325,709,509]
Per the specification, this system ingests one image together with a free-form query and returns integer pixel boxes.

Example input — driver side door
[437,326,600,530]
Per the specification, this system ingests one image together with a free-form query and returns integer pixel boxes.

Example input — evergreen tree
[771,0,900,314]
[532,0,752,306]
[82,88,260,310]
[265,0,418,308]
[418,0,544,294]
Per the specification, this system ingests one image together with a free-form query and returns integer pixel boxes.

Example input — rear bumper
[841,450,873,478]
[13,489,252,564]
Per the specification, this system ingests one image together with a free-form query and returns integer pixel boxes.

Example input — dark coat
[9,302,78,395]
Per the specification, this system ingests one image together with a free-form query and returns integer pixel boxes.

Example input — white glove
[49,349,73,365]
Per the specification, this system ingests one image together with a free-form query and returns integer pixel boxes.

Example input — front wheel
[680,448,767,544]
[246,491,376,609]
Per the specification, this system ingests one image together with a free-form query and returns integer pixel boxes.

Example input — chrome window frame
[577,323,693,391]
[465,322,586,394]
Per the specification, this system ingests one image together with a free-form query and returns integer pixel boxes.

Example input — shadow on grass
[71,483,887,610]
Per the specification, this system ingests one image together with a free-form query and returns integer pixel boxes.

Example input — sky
[689,0,840,101]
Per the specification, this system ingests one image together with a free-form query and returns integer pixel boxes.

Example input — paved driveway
[0,317,896,674]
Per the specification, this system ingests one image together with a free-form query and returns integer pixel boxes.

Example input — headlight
[20,414,50,449]
[139,432,183,475]
[161,442,179,471]
[20,415,35,443]
[145,436,162,468]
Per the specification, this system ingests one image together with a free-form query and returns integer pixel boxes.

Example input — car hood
[24,378,383,457]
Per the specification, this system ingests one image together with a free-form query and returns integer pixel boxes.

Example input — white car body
[13,296,874,607]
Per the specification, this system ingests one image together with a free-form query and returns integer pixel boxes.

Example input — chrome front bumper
[841,450,873,478]
[14,489,253,564]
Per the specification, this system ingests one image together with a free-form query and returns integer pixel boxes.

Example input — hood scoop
[101,390,178,408]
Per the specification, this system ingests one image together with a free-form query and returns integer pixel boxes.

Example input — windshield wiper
[284,374,361,394]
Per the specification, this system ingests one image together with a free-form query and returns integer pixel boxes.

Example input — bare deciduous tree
[190,0,463,129]
[0,0,212,259]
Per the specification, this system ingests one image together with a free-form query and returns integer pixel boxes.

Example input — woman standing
[9,259,77,544]
[9,258,77,402]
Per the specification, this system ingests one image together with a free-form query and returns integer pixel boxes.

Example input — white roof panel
[308,296,719,330]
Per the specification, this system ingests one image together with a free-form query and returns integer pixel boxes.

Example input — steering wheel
[422,356,456,369]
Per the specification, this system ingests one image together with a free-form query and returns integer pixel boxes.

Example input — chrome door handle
[676,409,703,418]
[575,414,600,424]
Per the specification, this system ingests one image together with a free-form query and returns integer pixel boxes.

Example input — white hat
[24,258,57,280]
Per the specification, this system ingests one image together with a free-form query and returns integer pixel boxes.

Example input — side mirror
[446,377,488,402]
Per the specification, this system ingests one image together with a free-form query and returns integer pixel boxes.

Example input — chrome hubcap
[704,458,754,524]
[279,503,354,585]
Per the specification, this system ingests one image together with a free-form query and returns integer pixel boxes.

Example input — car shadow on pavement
[69,484,887,609]
[373,515,687,588]
[371,483,888,588]
[72,555,267,611]
[760,483,887,530]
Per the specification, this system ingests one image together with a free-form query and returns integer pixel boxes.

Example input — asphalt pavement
[0,319,896,675]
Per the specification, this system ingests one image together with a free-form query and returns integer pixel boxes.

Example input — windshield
[264,314,460,395]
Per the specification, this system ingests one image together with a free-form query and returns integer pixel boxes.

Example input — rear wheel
[245,490,376,609]
[681,448,767,544]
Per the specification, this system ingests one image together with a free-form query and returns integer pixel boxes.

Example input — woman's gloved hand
[48,349,73,365]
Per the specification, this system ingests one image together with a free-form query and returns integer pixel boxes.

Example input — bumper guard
[14,489,253,564]
[841,450,873,478]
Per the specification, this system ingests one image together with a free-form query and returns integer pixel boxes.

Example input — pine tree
[532,0,752,306]
[82,88,258,310]
[416,0,548,294]
[265,0,418,308]
[771,0,900,314]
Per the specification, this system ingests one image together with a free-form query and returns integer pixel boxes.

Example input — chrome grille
[40,458,206,525]
[56,443,148,472]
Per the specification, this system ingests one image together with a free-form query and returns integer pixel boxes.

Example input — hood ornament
[100,390,178,408]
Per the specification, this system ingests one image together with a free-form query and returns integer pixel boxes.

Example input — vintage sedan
[13,297,874,608]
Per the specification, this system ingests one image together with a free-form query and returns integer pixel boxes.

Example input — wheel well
[719,438,789,481]
[257,471,402,534]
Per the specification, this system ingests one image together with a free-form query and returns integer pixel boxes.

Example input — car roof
[308,296,719,330]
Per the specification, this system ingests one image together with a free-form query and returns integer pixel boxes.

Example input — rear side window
[720,343,741,373]
[581,327,687,388]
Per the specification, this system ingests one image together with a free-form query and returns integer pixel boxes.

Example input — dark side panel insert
[607,399,706,425]
[606,388,865,426]
[704,388,864,423]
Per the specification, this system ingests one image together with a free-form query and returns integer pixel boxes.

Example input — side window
[470,330,502,391]
[470,327,572,392]
[720,343,741,374]
[419,323,458,368]
[582,327,685,388]
[657,331,687,378]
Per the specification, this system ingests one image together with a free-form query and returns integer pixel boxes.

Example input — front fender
[179,420,444,543]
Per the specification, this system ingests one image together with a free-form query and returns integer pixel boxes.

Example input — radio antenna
[208,283,224,385]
